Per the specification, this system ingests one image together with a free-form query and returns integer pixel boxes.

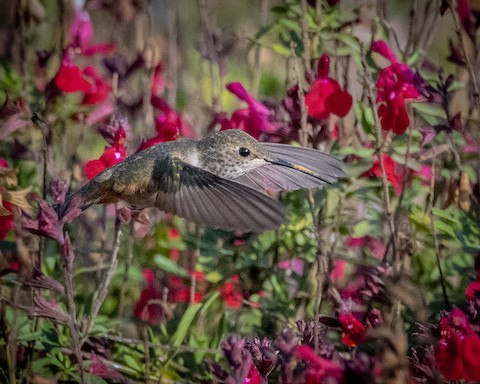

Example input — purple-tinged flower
[30,295,69,323]
[222,336,254,383]
[89,353,123,380]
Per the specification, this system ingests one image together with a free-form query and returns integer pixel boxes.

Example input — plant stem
[427,156,450,309]
[81,220,122,346]
[62,235,85,383]
[360,43,398,262]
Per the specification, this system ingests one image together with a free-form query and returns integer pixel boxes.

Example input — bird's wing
[151,155,287,232]
[236,143,347,192]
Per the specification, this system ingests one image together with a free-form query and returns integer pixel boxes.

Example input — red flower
[305,54,352,120]
[466,273,480,301]
[244,363,261,384]
[371,41,421,135]
[361,154,402,195]
[54,52,92,93]
[137,89,193,151]
[219,82,273,139]
[81,66,111,105]
[134,269,165,324]
[85,128,127,179]
[220,275,244,309]
[338,313,366,347]
[457,0,474,33]
[54,53,110,106]
[434,307,480,381]
[0,201,15,241]
[294,345,343,383]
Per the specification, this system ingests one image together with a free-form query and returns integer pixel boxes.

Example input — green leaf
[85,373,108,384]
[153,254,189,278]
[411,102,447,125]
[170,303,202,346]
[124,354,143,373]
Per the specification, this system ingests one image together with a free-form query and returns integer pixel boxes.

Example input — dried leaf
[458,171,471,211]
[0,166,19,187]
[4,187,33,215]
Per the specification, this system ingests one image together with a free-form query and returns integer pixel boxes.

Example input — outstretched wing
[236,143,347,192]
[151,155,287,232]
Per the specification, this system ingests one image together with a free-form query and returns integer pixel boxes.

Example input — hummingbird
[66,129,346,232]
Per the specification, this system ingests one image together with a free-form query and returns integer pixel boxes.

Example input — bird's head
[197,130,271,178]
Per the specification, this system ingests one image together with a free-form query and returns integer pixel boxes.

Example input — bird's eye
[239,147,250,157]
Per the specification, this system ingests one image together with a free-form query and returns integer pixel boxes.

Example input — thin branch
[426,156,450,309]
[197,0,221,111]
[118,224,134,316]
[449,0,480,107]
[62,236,85,383]
[106,335,222,355]
[81,220,122,345]
[300,0,312,72]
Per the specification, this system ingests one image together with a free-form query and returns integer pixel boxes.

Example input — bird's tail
[59,179,109,219]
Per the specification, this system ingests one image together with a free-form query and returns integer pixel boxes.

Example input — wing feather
[152,156,286,232]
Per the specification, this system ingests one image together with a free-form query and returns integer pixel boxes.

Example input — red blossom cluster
[434,307,480,381]
[137,64,194,151]
[53,9,114,109]
[371,40,421,135]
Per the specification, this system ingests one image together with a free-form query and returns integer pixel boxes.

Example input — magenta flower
[434,307,480,381]
[305,54,352,120]
[220,82,273,139]
[70,9,114,56]
[371,40,421,135]
[294,344,343,383]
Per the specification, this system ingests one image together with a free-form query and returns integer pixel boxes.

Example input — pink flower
[361,154,402,195]
[89,353,123,380]
[220,82,273,139]
[70,9,114,56]
[278,258,304,276]
[85,128,127,179]
[330,259,347,282]
[346,236,385,259]
[434,307,480,381]
[305,54,352,120]
[371,40,421,135]
[294,344,343,383]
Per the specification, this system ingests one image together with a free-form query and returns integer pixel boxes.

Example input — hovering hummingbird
[67,129,346,232]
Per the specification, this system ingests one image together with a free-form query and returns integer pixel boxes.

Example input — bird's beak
[265,158,334,185]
